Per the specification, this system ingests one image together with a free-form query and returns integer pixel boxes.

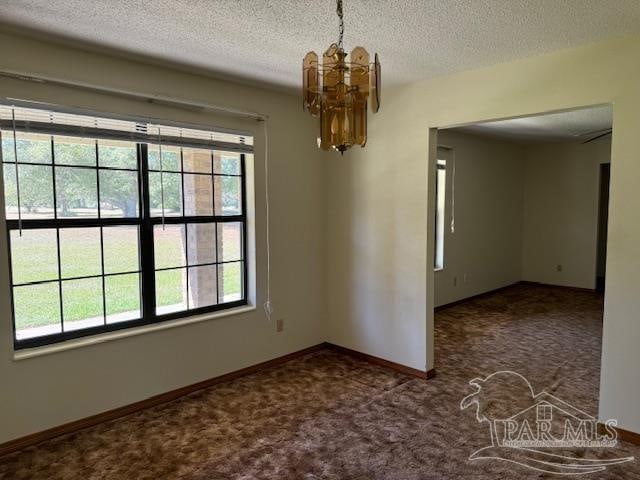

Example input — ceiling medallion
[303,0,381,154]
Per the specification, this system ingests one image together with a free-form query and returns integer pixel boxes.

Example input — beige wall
[326,35,640,433]
[0,32,326,443]
[522,139,611,289]
[434,130,524,307]
[1,28,639,443]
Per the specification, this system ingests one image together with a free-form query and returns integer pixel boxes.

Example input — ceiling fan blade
[582,129,612,144]
[574,127,612,137]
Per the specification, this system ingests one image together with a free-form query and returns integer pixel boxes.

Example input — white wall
[435,130,524,307]
[434,132,611,305]
[522,139,611,289]
[326,35,640,434]
[0,31,326,443]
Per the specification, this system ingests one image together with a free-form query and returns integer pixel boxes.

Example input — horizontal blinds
[0,105,254,153]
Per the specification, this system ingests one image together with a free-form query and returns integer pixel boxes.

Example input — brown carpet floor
[1,284,639,479]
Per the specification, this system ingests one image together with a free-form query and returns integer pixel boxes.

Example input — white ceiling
[451,105,613,143]
[1,1,640,91]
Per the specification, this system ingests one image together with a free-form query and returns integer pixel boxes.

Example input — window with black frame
[1,105,252,349]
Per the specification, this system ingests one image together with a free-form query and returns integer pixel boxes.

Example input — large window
[1,105,252,349]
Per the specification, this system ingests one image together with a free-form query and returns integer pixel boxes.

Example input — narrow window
[434,147,449,270]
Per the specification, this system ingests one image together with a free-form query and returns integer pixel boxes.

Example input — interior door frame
[426,103,613,378]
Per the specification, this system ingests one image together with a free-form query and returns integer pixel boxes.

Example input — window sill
[434,267,444,272]
[13,304,257,361]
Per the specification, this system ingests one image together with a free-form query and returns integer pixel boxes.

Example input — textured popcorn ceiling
[1,1,640,91]
[453,105,613,143]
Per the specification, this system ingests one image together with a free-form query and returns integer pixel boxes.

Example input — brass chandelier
[303,0,380,153]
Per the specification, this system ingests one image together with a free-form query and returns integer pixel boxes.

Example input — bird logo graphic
[460,371,634,475]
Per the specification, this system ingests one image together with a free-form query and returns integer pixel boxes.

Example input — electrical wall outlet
[276,318,284,333]
[556,264,563,272]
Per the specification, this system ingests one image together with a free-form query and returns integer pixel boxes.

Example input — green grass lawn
[11,226,242,331]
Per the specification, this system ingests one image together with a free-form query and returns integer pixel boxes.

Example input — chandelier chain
[337,0,344,48]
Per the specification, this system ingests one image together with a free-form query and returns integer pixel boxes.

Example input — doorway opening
[431,104,612,416]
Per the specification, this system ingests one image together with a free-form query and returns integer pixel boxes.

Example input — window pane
[213,151,241,175]
[99,169,139,217]
[98,140,137,169]
[10,229,58,284]
[54,136,96,166]
[1,131,13,162]
[188,265,217,309]
[149,172,183,216]
[60,227,101,279]
[187,223,216,265]
[218,222,243,262]
[4,163,55,219]
[183,148,212,174]
[2,164,17,218]
[148,144,180,171]
[13,282,61,339]
[2,131,52,164]
[105,273,140,324]
[214,175,242,216]
[103,226,139,274]
[156,268,187,314]
[154,224,186,269]
[55,166,98,218]
[184,174,213,216]
[62,277,104,331]
[218,261,243,303]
